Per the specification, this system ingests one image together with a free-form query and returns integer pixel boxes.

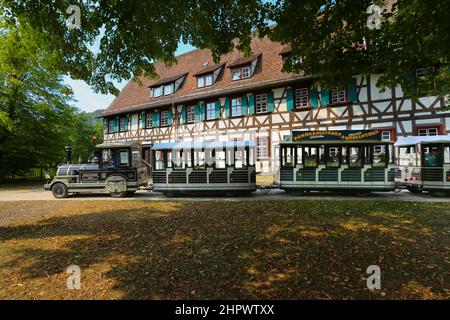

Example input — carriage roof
[394,135,450,147]
[95,141,142,149]
[152,140,255,150]
[280,140,393,145]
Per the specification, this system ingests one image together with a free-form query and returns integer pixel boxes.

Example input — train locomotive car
[45,141,149,198]
[151,140,257,195]
[395,135,450,194]
[279,130,396,193]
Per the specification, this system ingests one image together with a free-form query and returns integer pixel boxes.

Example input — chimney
[65,146,73,164]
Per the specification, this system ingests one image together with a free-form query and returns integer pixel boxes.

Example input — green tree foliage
[0,19,102,176]
[1,0,447,101]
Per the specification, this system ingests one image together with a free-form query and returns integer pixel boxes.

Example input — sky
[65,42,196,113]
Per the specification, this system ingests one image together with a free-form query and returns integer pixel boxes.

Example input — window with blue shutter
[267,91,274,112]
[320,88,329,107]
[348,78,358,102]
[215,100,221,119]
[104,118,109,133]
[181,106,187,124]
[200,102,206,121]
[224,97,230,118]
[286,88,294,111]
[141,112,146,128]
[248,95,255,115]
[167,110,173,125]
[152,112,160,127]
[195,103,200,122]
[241,95,248,116]
[310,87,319,108]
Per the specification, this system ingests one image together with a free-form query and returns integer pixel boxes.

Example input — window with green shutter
[224,97,230,118]
[310,87,319,108]
[141,112,146,128]
[320,88,329,107]
[267,91,274,112]
[286,89,294,111]
[241,95,248,116]
[152,112,160,127]
[248,95,255,115]
[348,78,358,102]
[215,100,221,119]
[195,103,200,122]
[181,106,187,124]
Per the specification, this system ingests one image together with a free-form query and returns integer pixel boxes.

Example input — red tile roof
[149,72,188,87]
[104,35,306,116]
[192,63,225,76]
[227,53,261,68]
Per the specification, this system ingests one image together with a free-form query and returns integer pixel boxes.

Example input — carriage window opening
[194,151,206,169]
[173,150,187,169]
[166,151,172,168]
[248,147,255,166]
[155,151,165,170]
[296,146,303,164]
[399,146,416,166]
[349,147,362,167]
[118,149,130,166]
[444,146,450,164]
[215,150,226,169]
[205,149,215,167]
[373,145,387,167]
[235,148,247,169]
[423,146,441,167]
[319,146,326,165]
[283,147,294,166]
[102,149,116,168]
[304,147,318,167]
[363,146,371,165]
[327,147,340,167]
[341,147,348,164]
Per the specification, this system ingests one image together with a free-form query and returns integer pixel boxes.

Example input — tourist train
[44,130,450,198]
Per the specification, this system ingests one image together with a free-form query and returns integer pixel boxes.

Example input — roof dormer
[193,63,225,88]
[228,54,260,81]
[149,73,188,98]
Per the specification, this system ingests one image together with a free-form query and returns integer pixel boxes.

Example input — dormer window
[149,73,187,98]
[197,74,213,88]
[231,66,251,81]
[194,63,224,89]
[164,83,173,95]
[228,54,260,81]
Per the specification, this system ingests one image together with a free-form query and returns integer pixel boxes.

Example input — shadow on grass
[0,200,449,299]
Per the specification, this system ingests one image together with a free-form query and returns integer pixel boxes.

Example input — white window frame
[331,89,346,104]
[231,65,252,81]
[206,102,216,120]
[256,137,269,160]
[231,97,242,117]
[153,86,162,97]
[197,74,214,88]
[255,94,268,114]
[418,127,439,136]
[186,106,195,123]
[164,83,173,96]
[119,117,127,131]
[381,130,391,141]
[295,87,309,109]
[145,113,152,128]
[160,110,169,126]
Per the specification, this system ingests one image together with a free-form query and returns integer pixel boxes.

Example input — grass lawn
[0,200,449,299]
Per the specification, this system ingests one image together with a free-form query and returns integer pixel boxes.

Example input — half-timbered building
[102,35,449,175]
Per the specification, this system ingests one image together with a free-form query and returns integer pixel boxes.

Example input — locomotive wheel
[110,191,127,198]
[52,182,68,199]
[407,185,423,194]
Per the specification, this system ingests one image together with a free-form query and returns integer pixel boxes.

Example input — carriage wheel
[52,182,68,199]
[110,191,127,198]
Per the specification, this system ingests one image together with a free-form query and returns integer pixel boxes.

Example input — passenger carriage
[279,130,396,193]
[45,141,149,198]
[151,141,256,195]
[395,135,450,194]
